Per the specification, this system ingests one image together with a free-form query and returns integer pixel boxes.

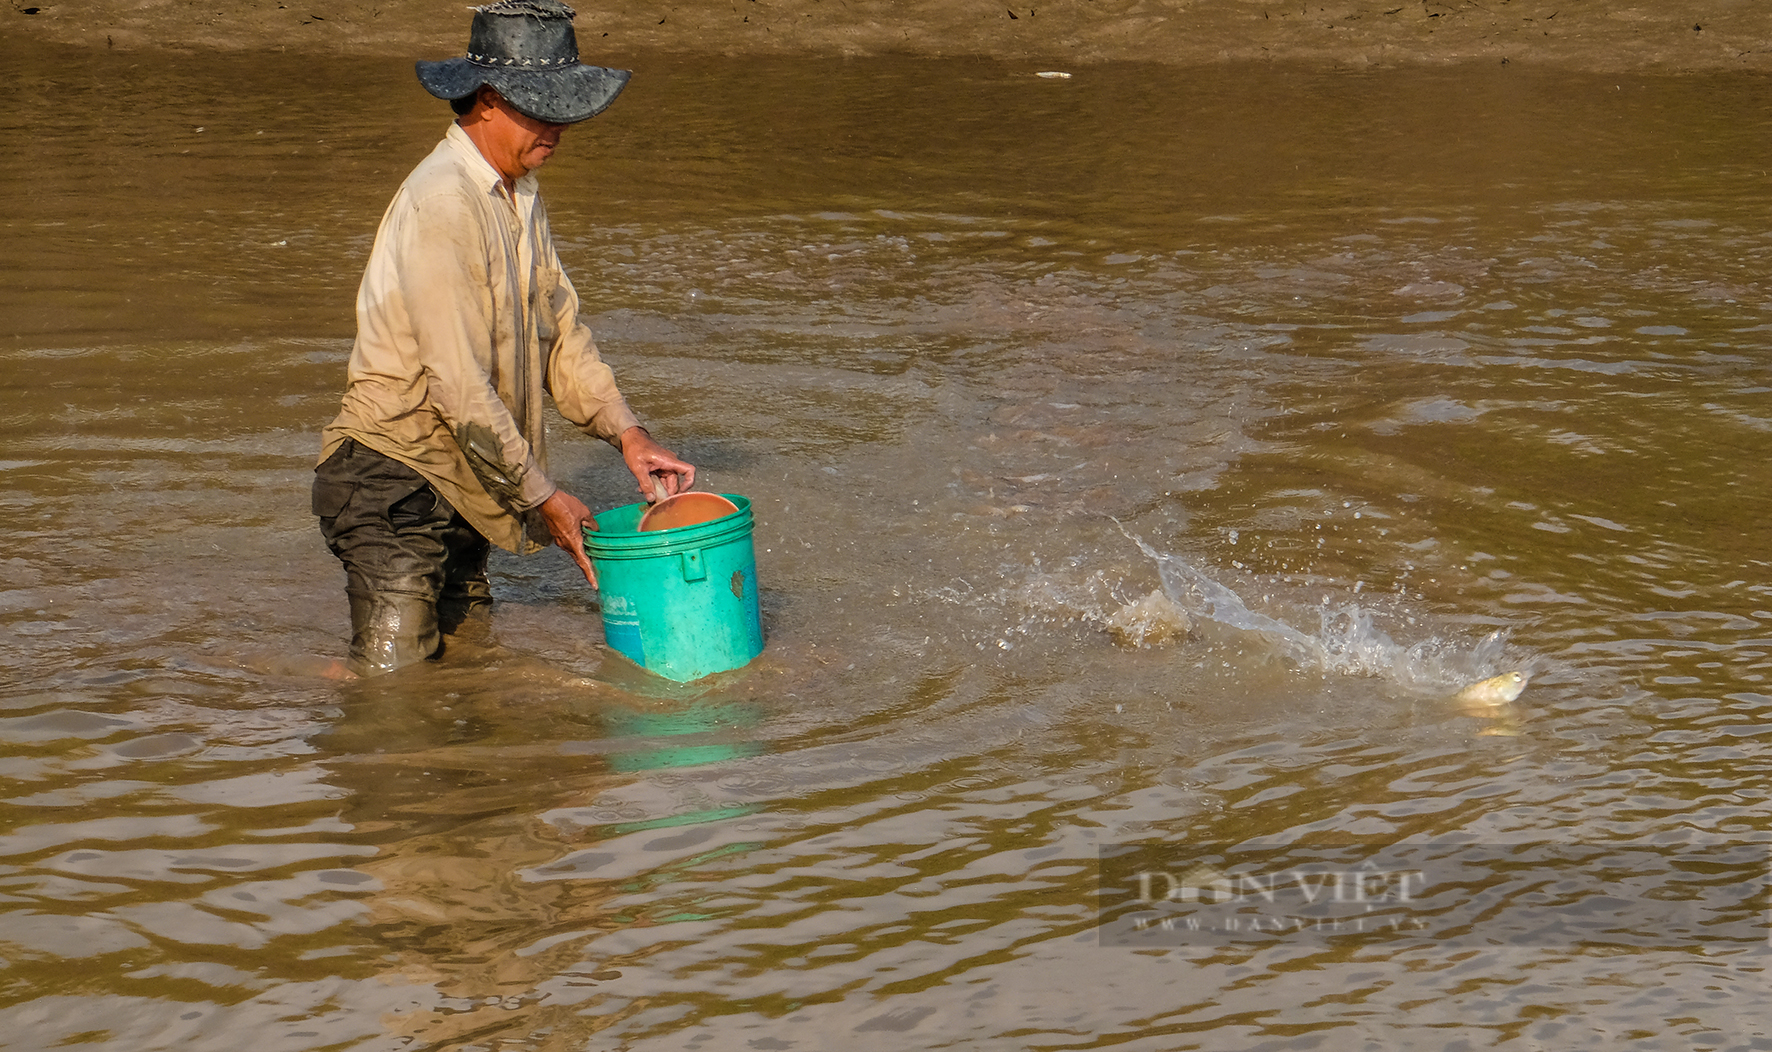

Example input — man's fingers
[566,536,597,587]
[652,466,693,496]
[574,519,599,586]
[540,489,602,588]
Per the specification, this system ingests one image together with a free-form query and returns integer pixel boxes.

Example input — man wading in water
[312,0,693,677]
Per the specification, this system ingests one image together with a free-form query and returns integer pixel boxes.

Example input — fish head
[1453,669,1531,709]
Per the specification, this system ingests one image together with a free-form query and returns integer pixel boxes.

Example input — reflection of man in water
[312,0,693,676]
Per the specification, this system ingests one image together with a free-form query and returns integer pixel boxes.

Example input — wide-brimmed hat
[415,0,629,125]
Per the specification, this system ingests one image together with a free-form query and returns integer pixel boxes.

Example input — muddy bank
[7,0,1772,70]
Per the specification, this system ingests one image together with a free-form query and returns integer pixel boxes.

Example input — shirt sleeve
[387,185,558,511]
[539,232,642,444]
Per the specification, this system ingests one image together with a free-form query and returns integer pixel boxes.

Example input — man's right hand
[539,488,598,587]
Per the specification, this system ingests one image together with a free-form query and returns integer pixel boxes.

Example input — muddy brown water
[4,42,1772,1050]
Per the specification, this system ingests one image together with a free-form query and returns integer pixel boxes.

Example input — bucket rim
[585,493,753,558]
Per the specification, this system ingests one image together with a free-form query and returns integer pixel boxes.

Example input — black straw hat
[415,0,629,125]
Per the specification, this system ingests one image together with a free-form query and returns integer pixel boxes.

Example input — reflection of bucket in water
[599,700,765,773]
[584,495,764,682]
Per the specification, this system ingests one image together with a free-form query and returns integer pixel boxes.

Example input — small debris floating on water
[1104,589,1192,648]
[1035,71,1073,79]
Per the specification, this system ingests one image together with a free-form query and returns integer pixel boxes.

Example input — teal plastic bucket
[584,494,764,682]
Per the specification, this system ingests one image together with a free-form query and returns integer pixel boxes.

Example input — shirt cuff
[517,469,557,511]
[592,403,643,445]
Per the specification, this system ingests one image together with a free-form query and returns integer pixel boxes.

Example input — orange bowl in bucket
[639,490,740,532]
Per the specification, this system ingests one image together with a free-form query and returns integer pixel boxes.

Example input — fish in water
[1452,670,1530,710]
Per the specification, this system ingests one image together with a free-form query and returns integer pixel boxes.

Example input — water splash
[1121,526,1517,692]
[1142,542,1326,666]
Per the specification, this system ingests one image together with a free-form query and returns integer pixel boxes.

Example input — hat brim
[416,58,630,124]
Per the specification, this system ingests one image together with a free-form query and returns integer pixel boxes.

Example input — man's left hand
[620,426,696,502]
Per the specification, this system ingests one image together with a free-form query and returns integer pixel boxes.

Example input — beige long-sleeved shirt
[319,123,640,554]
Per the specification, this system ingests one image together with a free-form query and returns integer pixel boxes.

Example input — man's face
[470,90,571,183]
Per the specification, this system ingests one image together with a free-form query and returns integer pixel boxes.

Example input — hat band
[465,52,578,67]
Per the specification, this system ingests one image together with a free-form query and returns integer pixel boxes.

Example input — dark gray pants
[313,440,493,676]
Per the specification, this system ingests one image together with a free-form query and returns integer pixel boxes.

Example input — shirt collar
[444,122,541,203]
